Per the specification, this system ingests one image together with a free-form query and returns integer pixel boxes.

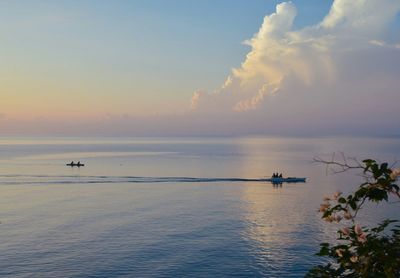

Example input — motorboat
[268,177,306,183]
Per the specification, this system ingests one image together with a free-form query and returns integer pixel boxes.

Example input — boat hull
[268,177,306,183]
[66,164,85,167]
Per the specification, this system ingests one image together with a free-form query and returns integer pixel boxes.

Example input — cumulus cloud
[321,0,400,35]
[190,0,400,133]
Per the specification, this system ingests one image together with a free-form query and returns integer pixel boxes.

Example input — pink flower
[358,233,367,243]
[350,255,358,263]
[332,191,342,200]
[344,211,352,220]
[319,203,330,212]
[354,224,363,235]
[336,249,344,257]
[341,227,350,236]
[324,215,334,223]
[334,215,342,223]
[354,225,367,243]
[390,169,400,180]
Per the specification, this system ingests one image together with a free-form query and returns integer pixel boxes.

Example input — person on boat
[77,161,81,166]
[70,161,74,165]
[279,173,283,178]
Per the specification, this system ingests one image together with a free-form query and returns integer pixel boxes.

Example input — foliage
[306,158,400,278]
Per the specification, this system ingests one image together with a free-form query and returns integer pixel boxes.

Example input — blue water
[0,136,399,277]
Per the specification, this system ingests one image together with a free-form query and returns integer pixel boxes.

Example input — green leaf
[349,200,357,210]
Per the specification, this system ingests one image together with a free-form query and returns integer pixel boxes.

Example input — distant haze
[1,0,400,137]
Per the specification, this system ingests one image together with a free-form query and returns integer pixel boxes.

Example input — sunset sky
[1,0,400,136]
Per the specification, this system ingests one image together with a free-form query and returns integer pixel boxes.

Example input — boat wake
[0,174,306,185]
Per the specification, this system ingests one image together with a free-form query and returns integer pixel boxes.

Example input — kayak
[66,163,85,167]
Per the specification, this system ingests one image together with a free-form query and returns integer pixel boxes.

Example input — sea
[0,136,399,277]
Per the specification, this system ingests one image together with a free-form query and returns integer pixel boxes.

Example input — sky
[1,0,400,136]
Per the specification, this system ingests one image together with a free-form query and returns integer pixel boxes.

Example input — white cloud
[189,0,400,134]
[321,0,400,35]
[369,40,386,46]
[191,1,337,113]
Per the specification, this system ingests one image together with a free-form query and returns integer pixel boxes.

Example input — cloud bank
[189,0,400,135]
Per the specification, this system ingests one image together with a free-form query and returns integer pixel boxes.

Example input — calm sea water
[0,136,399,277]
